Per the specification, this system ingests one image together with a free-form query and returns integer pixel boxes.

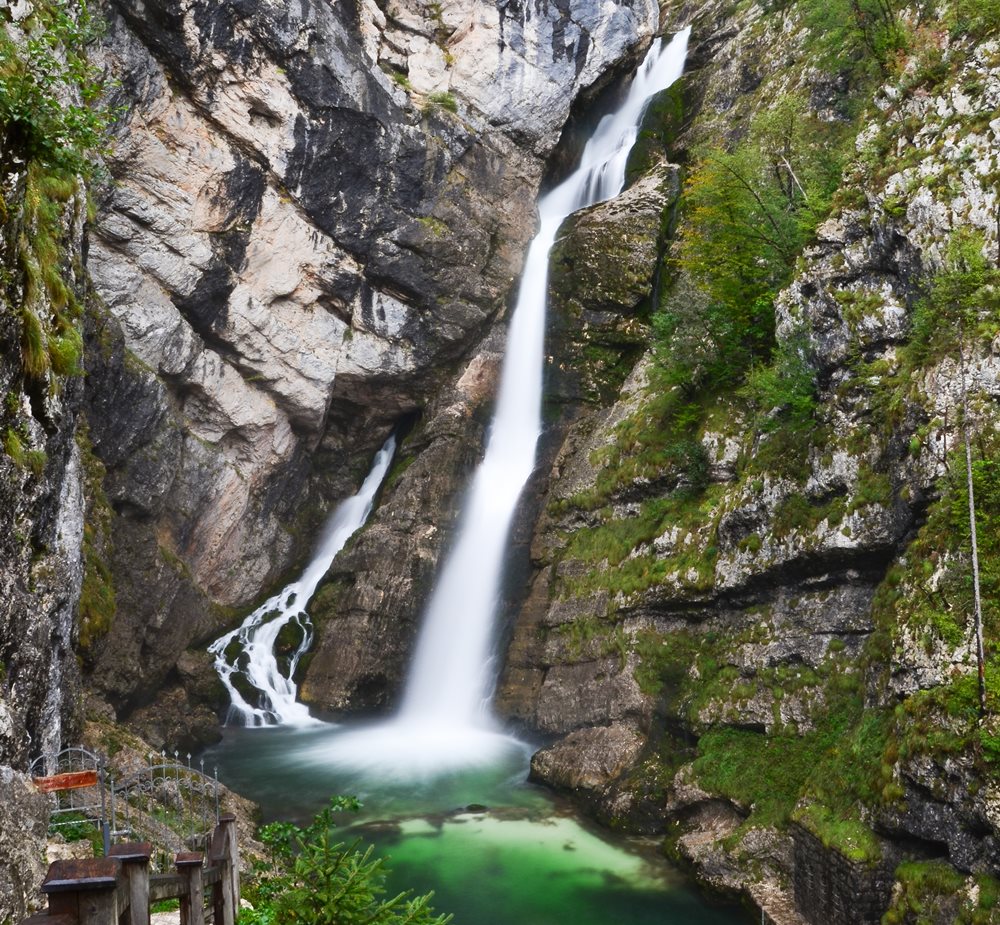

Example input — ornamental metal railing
[30,746,221,864]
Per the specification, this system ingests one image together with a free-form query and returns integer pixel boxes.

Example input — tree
[657,95,841,399]
[244,798,452,925]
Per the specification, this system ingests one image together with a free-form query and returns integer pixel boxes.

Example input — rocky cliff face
[74,0,661,721]
[490,3,1000,921]
[0,10,92,908]
[0,160,86,772]
[6,0,1000,920]
[0,0,660,912]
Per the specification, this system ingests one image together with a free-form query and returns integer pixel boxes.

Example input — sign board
[33,770,100,793]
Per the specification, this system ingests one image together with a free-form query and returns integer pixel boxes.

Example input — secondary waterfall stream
[208,436,396,726]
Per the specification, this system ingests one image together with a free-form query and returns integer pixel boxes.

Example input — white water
[307,29,691,776]
[208,436,397,726]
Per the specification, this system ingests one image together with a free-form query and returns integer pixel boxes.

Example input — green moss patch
[77,425,115,652]
[883,862,1000,925]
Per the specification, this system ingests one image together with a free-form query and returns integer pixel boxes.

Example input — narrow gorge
[3,0,1000,922]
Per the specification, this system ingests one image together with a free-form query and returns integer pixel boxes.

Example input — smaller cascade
[209,436,397,726]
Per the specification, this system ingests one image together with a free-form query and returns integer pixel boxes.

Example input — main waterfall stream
[208,28,746,923]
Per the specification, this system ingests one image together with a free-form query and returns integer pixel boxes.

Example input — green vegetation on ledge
[0,0,110,174]
[77,423,116,653]
[882,861,1000,924]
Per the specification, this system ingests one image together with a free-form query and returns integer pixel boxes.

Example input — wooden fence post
[210,815,238,925]
[110,843,152,925]
[223,814,240,910]
[42,858,121,925]
[176,853,204,925]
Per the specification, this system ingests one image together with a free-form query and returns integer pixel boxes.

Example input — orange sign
[33,770,99,793]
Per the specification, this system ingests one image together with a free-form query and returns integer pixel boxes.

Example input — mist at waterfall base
[204,27,745,925]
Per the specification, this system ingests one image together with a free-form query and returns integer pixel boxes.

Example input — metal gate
[30,746,221,863]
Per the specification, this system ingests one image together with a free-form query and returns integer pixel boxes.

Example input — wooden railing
[22,815,240,925]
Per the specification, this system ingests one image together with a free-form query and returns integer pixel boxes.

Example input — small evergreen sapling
[244,797,452,925]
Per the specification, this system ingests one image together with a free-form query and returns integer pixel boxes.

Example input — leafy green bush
[656,95,844,393]
[243,798,452,925]
[0,0,109,173]
[741,332,817,433]
[904,230,1000,371]
[940,0,1000,38]
[796,0,907,78]
[645,95,845,482]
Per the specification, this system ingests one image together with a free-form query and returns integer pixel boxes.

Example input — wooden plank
[77,885,118,925]
[110,843,152,863]
[113,844,151,925]
[178,857,205,925]
[113,878,132,925]
[33,771,99,793]
[42,859,119,893]
[201,867,222,887]
[149,874,187,903]
[21,914,77,925]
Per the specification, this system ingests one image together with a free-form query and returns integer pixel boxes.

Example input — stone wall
[791,825,895,925]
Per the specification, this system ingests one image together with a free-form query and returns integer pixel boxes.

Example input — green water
[204,725,747,925]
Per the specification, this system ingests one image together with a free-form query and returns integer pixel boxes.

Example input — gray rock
[530,722,645,792]
[0,767,49,923]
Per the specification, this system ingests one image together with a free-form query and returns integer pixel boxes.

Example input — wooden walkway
[22,816,240,925]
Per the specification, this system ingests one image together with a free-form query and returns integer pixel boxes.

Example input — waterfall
[208,436,397,726]
[302,29,691,775]
[399,28,691,726]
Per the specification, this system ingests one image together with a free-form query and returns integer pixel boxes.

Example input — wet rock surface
[0,168,86,772]
[530,722,645,792]
[547,164,681,407]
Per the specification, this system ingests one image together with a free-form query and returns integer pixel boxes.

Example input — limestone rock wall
[0,164,86,771]
[0,30,89,912]
[0,768,49,924]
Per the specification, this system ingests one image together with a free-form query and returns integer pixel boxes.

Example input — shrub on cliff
[0,0,109,174]
[649,93,842,464]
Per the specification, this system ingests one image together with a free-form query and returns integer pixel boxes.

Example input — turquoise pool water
[204,724,747,925]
